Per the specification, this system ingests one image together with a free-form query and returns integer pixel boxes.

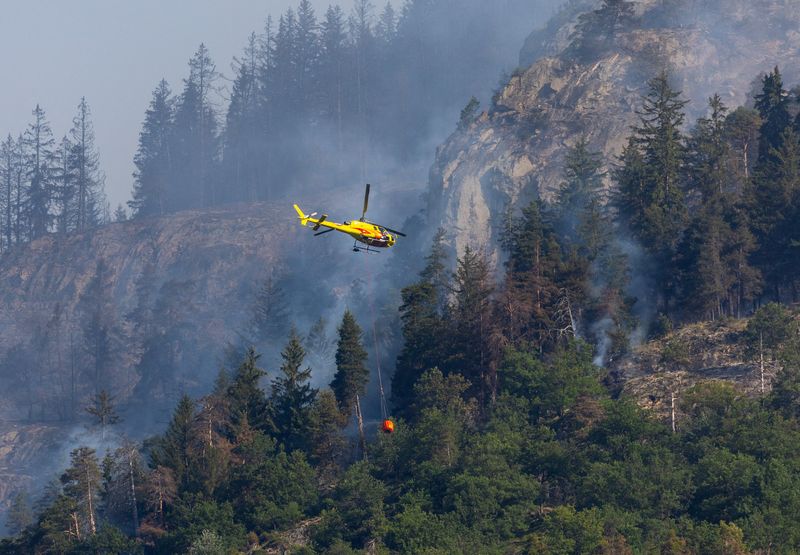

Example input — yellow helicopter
[293,184,406,253]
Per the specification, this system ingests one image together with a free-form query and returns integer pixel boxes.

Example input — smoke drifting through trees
[127,0,563,218]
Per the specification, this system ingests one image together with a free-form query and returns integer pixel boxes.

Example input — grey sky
[0,1,352,210]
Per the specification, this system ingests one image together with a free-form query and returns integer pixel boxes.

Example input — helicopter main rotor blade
[314,228,334,236]
[385,227,406,237]
[361,183,370,221]
[312,214,328,231]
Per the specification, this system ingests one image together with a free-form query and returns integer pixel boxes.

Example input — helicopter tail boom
[293,204,310,226]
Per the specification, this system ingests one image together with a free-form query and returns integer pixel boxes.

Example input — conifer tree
[223,33,261,203]
[319,6,348,151]
[754,66,791,165]
[227,347,272,433]
[331,310,369,418]
[85,389,120,441]
[557,136,605,242]
[249,274,290,345]
[61,446,102,537]
[53,136,75,233]
[150,394,195,487]
[308,389,346,473]
[23,104,55,239]
[616,71,688,308]
[68,97,104,231]
[446,247,496,406]
[391,229,448,415]
[0,135,16,249]
[272,329,318,453]
[129,80,173,217]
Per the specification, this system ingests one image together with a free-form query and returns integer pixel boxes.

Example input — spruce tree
[227,347,272,433]
[331,310,369,418]
[754,66,791,165]
[557,136,605,242]
[616,71,688,308]
[391,230,449,416]
[0,135,15,249]
[150,394,195,487]
[53,136,75,233]
[129,80,173,217]
[23,104,55,239]
[272,329,317,453]
[68,98,104,231]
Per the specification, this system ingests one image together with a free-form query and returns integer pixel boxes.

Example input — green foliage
[458,97,480,130]
[499,341,603,424]
[227,347,272,433]
[314,462,387,550]
[272,329,317,453]
[159,494,245,554]
[331,310,369,417]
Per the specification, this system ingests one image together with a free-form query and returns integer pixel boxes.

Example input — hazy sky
[0,1,353,210]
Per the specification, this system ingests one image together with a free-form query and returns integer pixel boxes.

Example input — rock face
[426,0,800,259]
[0,203,295,419]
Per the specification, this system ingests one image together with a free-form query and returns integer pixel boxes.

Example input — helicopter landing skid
[353,241,381,254]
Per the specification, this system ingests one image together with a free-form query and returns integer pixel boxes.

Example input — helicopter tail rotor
[312,215,328,231]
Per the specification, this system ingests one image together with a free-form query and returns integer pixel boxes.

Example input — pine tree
[331,310,369,418]
[295,0,320,115]
[391,230,449,415]
[249,274,290,345]
[307,389,346,474]
[53,136,75,233]
[754,66,791,165]
[557,136,605,242]
[150,394,195,487]
[227,347,272,433]
[61,446,102,537]
[170,44,220,210]
[68,98,105,231]
[22,104,56,239]
[102,440,144,535]
[272,329,318,453]
[129,80,173,217]
[446,246,496,407]
[85,389,120,441]
[223,33,262,203]
[319,6,348,152]
[498,200,566,350]
[616,71,688,308]
[1,135,18,248]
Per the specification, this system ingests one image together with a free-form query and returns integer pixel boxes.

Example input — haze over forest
[3,0,800,553]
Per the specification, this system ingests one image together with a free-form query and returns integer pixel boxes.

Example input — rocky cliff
[427,0,800,259]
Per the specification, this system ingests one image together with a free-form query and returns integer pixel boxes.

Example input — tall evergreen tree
[391,230,448,416]
[68,97,104,231]
[224,33,262,203]
[616,71,688,308]
[129,80,173,217]
[150,394,195,487]
[171,44,220,210]
[754,66,791,165]
[22,104,55,239]
[557,136,605,241]
[446,246,496,407]
[1,135,18,249]
[61,447,102,537]
[331,310,369,418]
[272,329,318,453]
[85,389,120,441]
[227,347,272,433]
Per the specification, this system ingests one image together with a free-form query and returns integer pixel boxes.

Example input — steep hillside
[427,0,800,258]
[0,203,295,417]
